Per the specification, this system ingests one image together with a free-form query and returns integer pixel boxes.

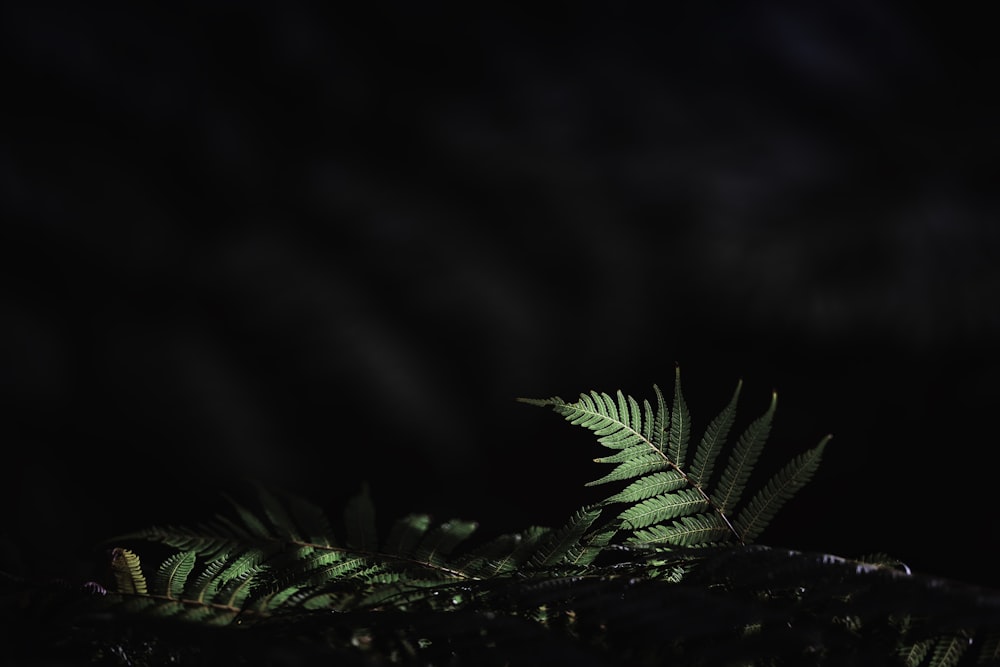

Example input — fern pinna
[518,365,830,549]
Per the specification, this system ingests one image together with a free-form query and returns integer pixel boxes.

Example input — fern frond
[602,470,687,504]
[629,513,732,547]
[524,374,825,550]
[929,634,970,667]
[592,443,651,465]
[213,550,268,608]
[899,638,934,667]
[305,555,379,585]
[688,379,742,488]
[264,547,353,588]
[519,391,647,451]
[101,548,271,625]
[586,452,669,487]
[618,489,710,530]
[642,395,656,451]
[527,506,603,568]
[734,435,830,543]
[155,550,197,600]
[110,547,147,595]
[650,383,667,454]
[563,526,617,567]
[712,391,777,515]
[186,555,231,604]
[218,565,265,610]
[667,366,691,469]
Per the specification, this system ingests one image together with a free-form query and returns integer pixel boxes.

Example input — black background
[4,2,999,590]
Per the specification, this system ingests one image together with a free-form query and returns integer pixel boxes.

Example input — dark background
[3,3,998,589]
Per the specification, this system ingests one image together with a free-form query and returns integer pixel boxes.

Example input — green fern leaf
[190,549,266,607]
[186,555,230,604]
[629,513,731,547]
[515,395,564,409]
[618,489,709,530]
[617,390,643,441]
[564,526,617,567]
[898,638,933,667]
[667,366,691,469]
[688,379,742,488]
[930,635,970,667]
[711,391,777,514]
[308,557,380,584]
[249,580,306,612]
[218,566,265,610]
[642,396,656,449]
[155,550,197,600]
[216,550,267,600]
[525,373,829,554]
[593,443,653,464]
[103,549,268,625]
[602,470,688,504]
[278,548,356,585]
[519,391,646,451]
[586,452,669,487]
[527,506,603,568]
[652,383,668,453]
[218,550,264,585]
[733,436,830,543]
[110,547,147,595]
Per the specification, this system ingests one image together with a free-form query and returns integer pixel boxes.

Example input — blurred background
[3,2,998,589]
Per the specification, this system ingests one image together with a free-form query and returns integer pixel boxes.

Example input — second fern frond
[517,364,830,548]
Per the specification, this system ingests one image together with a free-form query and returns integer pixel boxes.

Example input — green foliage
[3,367,999,666]
[520,366,828,549]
